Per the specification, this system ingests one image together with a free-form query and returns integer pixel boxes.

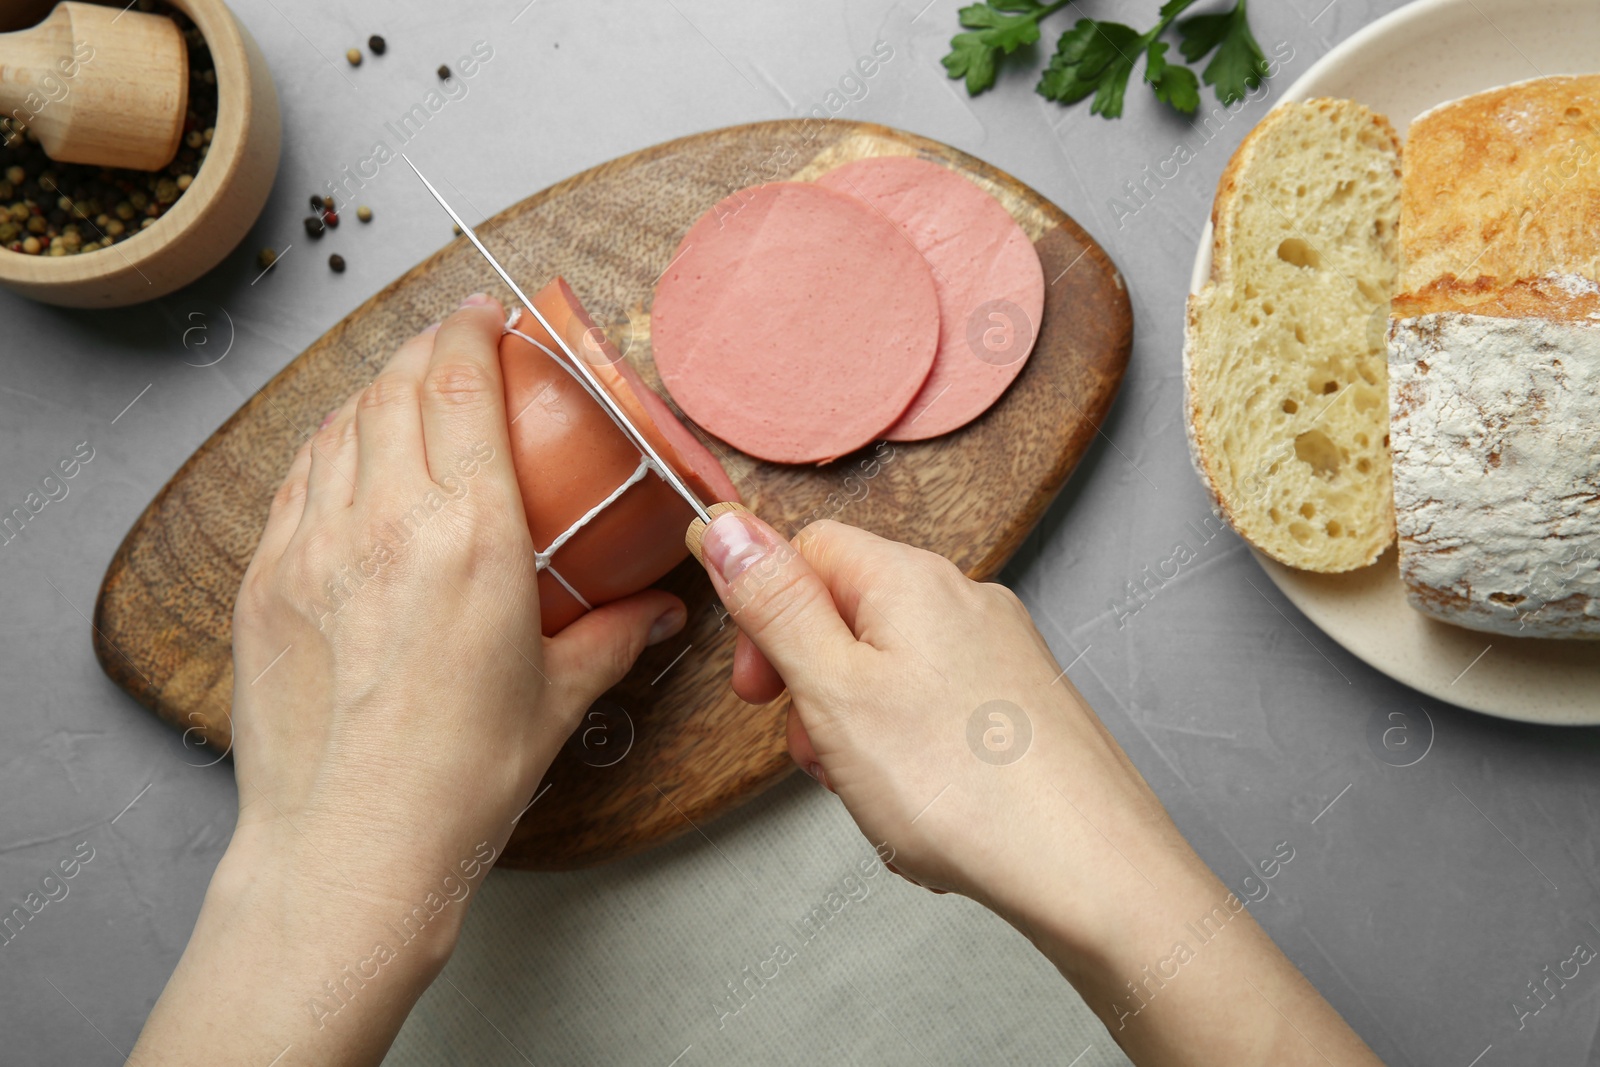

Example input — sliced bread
[1185,99,1401,573]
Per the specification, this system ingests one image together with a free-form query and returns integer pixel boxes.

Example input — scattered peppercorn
[437,64,452,80]
[304,215,325,238]
[310,194,326,211]
[346,47,362,66]
[368,34,386,55]
[452,223,462,236]
[329,253,345,272]
[323,209,339,228]
[356,205,372,223]
[257,247,277,270]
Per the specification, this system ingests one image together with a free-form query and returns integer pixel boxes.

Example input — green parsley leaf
[943,31,1000,94]
[1036,19,1104,104]
[942,1,1054,95]
[1178,0,1267,105]
[945,0,1267,117]
[1039,18,1143,112]
[1144,40,1201,114]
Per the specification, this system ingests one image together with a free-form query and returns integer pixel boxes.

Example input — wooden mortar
[0,0,280,307]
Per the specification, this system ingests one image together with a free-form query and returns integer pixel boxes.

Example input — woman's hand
[132,295,684,1066]
[226,293,683,885]
[695,510,1382,1067]
[698,511,1157,914]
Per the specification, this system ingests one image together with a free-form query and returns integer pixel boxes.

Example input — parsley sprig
[942,0,1268,119]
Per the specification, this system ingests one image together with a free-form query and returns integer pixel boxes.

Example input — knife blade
[402,154,714,524]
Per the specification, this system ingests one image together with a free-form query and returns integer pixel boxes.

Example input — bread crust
[1399,75,1600,294]
[1392,272,1600,321]
[1391,76,1600,638]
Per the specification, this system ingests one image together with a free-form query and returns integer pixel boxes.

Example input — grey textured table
[3,1,1598,1064]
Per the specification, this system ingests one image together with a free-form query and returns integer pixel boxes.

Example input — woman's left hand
[132,294,686,1066]
[227,292,686,887]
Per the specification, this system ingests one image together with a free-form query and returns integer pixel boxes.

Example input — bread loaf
[1185,99,1401,573]
[1389,76,1600,638]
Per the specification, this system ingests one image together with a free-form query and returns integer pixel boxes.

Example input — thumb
[692,509,855,687]
[543,589,686,709]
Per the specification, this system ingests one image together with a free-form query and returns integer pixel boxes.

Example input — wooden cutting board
[92,120,1131,869]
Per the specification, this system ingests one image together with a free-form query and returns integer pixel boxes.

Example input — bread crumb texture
[1185,99,1400,572]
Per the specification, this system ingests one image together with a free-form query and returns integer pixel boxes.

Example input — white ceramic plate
[1187,0,1600,725]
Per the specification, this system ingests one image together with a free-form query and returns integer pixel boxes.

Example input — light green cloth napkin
[385,775,1128,1066]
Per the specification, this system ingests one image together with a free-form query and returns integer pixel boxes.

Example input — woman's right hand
[694,511,1384,1067]
[694,511,1186,922]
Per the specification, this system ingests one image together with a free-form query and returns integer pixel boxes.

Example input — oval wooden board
[93,120,1131,869]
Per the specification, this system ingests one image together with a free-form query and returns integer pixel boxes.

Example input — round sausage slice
[817,157,1045,441]
[650,181,939,464]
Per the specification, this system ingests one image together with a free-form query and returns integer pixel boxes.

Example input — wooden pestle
[0,2,188,171]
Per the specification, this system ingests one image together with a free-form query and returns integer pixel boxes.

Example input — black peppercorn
[437,64,451,80]
[329,253,345,273]
[368,34,386,55]
[304,215,325,238]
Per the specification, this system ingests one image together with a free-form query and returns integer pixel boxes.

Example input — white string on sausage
[502,315,667,609]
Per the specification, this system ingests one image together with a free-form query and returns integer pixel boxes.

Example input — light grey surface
[1,0,1597,1064]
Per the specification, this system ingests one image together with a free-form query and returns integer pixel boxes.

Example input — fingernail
[423,321,442,333]
[685,501,752,565]
[701,512,771,585]
[805,762,832,792]
[459,292,490,308]
[318,408,339,429]
[646,603,686,646]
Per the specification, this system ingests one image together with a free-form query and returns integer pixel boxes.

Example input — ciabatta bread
[1389,76,1600,638]
[1185,99,1401,573]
